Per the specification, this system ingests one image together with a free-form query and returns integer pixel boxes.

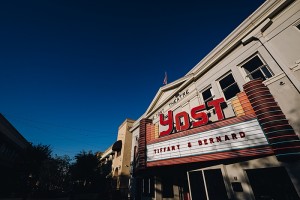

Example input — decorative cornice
[186,0,294,78]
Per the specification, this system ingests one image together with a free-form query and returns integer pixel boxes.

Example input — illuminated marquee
[147,119,268,162]
[159,98,225,137]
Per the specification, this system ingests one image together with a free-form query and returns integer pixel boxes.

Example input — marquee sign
[138,80,298,168]
[147,119,268,162]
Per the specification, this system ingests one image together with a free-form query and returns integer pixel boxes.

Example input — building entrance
[188,168,230,200]
[246,167,299,200]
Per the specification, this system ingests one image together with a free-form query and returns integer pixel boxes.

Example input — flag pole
[163,72,167,85]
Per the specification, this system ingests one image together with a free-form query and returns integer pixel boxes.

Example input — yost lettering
[159,98,226,137]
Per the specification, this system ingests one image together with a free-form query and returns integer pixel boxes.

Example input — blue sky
[0,0,265,159]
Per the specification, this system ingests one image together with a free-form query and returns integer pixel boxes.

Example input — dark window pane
[219,74,235,89]
[242,56,263,73]
[242,56,273,80]
[143,178,149,195]
[204,169,229,200]
[261,67,272,78]
[189,171,207,200]
[246,167,299,200]
[202,88,212,102]
[297,24,300,30]
[251,70,266,80]
[224,83,240,100]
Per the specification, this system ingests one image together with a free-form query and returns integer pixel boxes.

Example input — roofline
[186,0,295,78]
[118,118,135,130]
[129,0,295,132]
[0,113,30,148]
[145,75,196,119]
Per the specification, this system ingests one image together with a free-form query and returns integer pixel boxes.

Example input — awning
[112,140,122,151]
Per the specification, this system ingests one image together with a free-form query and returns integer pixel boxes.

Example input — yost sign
[159,98,225,137]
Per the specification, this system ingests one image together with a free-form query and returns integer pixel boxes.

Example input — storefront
[130,0,300,199]
[131,80,300,200]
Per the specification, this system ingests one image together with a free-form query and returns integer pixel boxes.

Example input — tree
[25,144,52,195]
[38,155,71,195]
[70,150,103,194]
[25,144,71,197]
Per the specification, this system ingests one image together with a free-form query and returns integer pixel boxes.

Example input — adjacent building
[106,119,135,199]
[99,145,114,167]
[130,0,300,199]
[0,113,30,196]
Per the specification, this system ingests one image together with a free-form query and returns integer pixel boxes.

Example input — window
[201,87,214,107]
[241,55,273,81]
[296,23,300,30]
[142,177,155,197]
[117,150,121,157]
[246,167,299,200]
[142,178,148,194]
[219,73,240,100]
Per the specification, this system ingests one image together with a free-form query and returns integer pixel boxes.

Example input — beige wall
[112,119,135,177]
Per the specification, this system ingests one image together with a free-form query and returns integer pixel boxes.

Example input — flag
[163,72,167,85]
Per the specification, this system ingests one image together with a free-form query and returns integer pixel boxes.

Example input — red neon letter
[207,98,225,120]
[191,104,208,128]
[159,111,173,137]
[175,111,190,132]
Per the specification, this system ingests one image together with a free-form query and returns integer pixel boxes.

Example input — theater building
[130,0,300,199]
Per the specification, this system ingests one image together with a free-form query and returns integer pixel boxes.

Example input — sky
[0,0,265,159]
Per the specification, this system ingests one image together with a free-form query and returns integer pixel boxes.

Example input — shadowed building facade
[130,0,300,199]
[0,114,30,197]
